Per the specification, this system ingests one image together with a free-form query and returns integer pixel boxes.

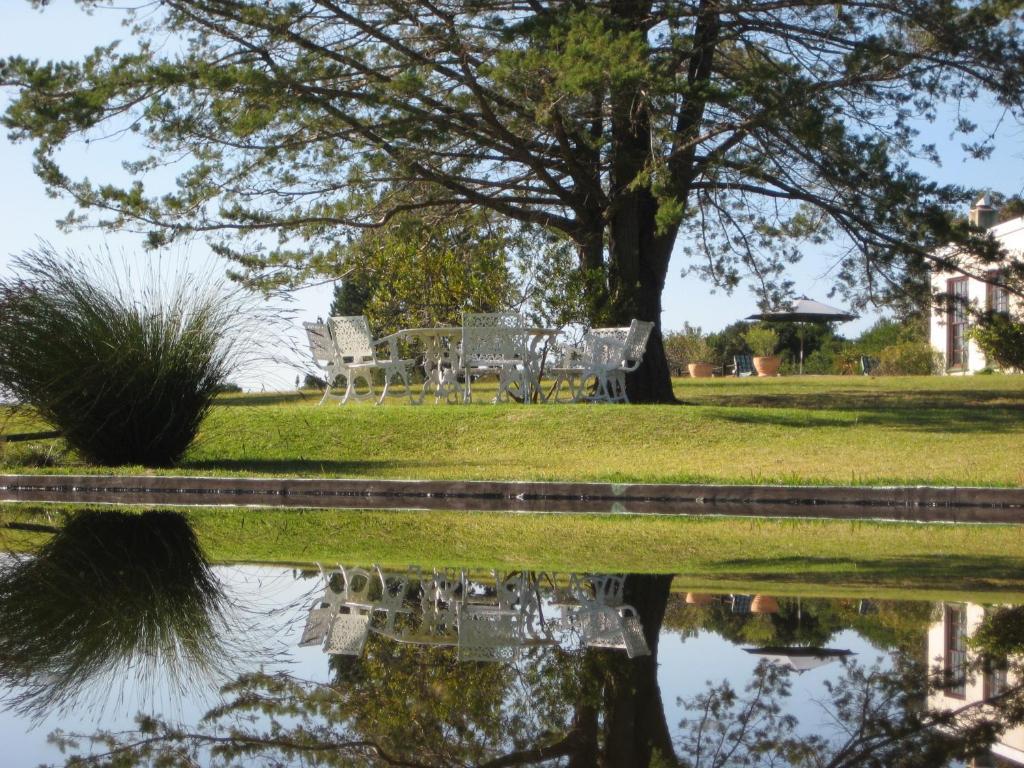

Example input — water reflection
[2,561,1024,766]
[301,567,651,660]
[0,511,264,719]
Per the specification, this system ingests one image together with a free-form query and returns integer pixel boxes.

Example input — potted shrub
[684,327,717,378]
[664,324,717,377]
[744,324,781,377]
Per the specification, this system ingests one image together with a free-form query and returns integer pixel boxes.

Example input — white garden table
[395,325,559,404]
[520,327,560,403]
[394,327,463,404]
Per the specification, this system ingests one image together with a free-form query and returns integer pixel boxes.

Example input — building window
[987,271,1010,315]
[982,607,1009,701]
[947,278,970,369]
[944,603,967,698]
[983,658,1008,701]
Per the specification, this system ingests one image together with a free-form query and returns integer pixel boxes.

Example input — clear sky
[2,1,1022,388]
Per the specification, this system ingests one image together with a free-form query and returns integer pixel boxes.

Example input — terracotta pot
[685,592,716,605]
[753,355,781,377]
[687,362,715,378]
[750,595,780,614]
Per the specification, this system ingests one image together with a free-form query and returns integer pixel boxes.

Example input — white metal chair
[578,320,655,403]
[459,312,530,403]
[328,316,415,405]
[545,326,630,403]
[303,321,343,406]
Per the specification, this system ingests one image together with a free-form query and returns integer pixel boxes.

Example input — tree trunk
[604,26,679,403]
[605,189,678,403]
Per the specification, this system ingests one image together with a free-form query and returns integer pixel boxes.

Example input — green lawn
[3,503,1024,601]
[2,375,1023,486]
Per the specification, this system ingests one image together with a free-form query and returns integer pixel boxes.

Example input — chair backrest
[461,312,526,366]
[622,320,654,366]
[734,354,755,376]
[303,322,337,367]
[329,316,375,362]
[582,327,630,366]
[583,321,653,370]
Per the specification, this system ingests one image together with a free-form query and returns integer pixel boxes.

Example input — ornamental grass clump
[0,247,248,466]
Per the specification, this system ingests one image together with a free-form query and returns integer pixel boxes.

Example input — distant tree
[970,311,1024,371]
[992,193,1024,224]
[328,276,372,319]
[855,318,927,355]
[318,205,517,336]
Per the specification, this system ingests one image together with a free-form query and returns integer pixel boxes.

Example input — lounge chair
[729,354,755,377]
[860,355,879,376]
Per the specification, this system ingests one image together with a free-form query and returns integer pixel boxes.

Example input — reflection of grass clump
[0,510,230,718]
[0,247,243,466]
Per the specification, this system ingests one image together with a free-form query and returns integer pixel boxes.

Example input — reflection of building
[928,603,1021,765]
[929,196,1023,374]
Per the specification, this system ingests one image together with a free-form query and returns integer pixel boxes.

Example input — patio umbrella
[744,646,855,673]
[746,296,858,374]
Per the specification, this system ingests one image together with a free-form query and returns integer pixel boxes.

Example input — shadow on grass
[703,395,1024,434]
[686,387,1024,412]
[181,458,412,475]
[214,392,314,407]
[714,554,1024,590]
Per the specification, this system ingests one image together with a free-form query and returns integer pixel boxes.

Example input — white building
[929,195,1024,374]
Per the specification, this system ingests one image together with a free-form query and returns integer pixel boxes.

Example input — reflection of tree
[676,653,1024,768]
[44,581,1024,768]
[0,510,239,719]
[323,637,585,763]
[664,596,933,655]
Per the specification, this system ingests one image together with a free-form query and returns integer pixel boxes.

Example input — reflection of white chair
[588,574,625,607]
[324,610,371,656]
[328,316,415,405]
[299,601,335,647]
[459,312,529,403]
[457,604,522,662]
[369,566,415,638]
[578,604,650,658]
[302,565,374,655]
[419,569,464,637]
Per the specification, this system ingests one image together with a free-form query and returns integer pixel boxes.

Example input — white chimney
[969,193,998,229]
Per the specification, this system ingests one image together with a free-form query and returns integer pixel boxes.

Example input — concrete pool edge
[1,473,1023,522]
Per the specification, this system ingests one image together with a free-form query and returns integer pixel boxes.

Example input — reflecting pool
[1,550,1023,765]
